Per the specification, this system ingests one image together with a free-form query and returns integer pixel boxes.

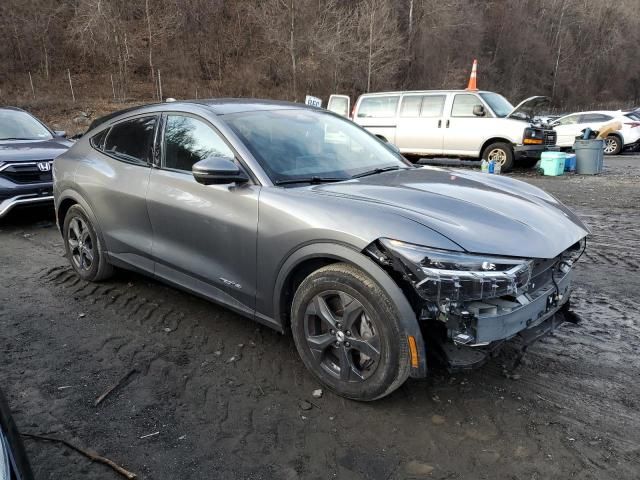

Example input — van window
[400,96,422,117]
[327,96,349,117]
[357,96,399,118]
[421,95,446,117]
[451,94,482,117]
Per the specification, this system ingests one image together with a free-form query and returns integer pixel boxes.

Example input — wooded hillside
[1,0,639,110]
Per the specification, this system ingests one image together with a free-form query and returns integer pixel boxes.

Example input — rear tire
[0,389,34,480]
[482,142,515,172]
[603,135,622,155]
[63,205,113,281]
[290,263,410,401]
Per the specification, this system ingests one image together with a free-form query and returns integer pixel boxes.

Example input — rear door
[553,114,583,146]
[146,112,260,313]
[77,115,158,272]
[395,94,446,155]
[353,95,400,144]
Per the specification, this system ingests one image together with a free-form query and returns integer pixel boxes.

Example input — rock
[78,312,85,318]
[299,400,312,411]
[226,355,240,363]
[163,327,172,333]
[312,388,323,399]
[214,350,222,356]
[405,460,434,476]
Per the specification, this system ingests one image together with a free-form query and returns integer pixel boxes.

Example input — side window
[357,96,399,118]
[557,115,579,126]
[584,114,612,122]
[400,96,422,117]
[90,129,108,149]
[163,115,235,172]
[421,95,446,117]
[451,94,482,117]
[104,116,157,165]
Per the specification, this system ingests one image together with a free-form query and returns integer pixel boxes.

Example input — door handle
[438,119,442,128]
[446,119,450,128]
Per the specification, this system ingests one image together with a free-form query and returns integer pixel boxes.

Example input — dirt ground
[1,155,639,480]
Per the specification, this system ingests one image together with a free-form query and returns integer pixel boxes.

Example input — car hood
[0,138,72,162]
[507,96,550,121]
[308,167,589,259]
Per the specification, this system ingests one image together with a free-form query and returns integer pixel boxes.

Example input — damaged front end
[366,238,586,372]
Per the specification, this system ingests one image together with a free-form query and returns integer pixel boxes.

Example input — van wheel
[482,142,514,172]
[290,263,410,401]
[603,135,622,155]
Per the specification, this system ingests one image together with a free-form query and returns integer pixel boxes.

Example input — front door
[146,113,260,313]
[553,114,583,147]
[394,94,446,155]
[442,93,488,156]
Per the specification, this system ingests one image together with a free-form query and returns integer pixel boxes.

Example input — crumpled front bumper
[437,269,574,370]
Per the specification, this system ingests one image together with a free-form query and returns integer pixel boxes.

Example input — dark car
[53,99,588,400]
[0,107,72,218]
[0,388,34,479]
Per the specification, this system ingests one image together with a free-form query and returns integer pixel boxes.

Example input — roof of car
[86,98,315,132]
[0,106,28,112]
[357,90,494,96]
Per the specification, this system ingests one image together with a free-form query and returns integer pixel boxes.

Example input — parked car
[0,388,34,479]
[551,110,640,154]
[0,107,72,218]
[349,90,557,171]
[53,99,588,400]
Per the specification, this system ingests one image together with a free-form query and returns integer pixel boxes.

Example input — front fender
[272,242,427,378]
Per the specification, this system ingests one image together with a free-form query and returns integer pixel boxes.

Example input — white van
[349,90,556,171]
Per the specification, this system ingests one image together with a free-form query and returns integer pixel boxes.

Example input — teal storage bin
[540,151,566,176]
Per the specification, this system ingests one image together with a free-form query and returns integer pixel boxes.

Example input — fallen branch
[95,368,138,407]
[22,433,136,479]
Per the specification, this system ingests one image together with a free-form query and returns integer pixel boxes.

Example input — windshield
[479,92,514,118]
[0,110,52,140]
[225,109,409,184]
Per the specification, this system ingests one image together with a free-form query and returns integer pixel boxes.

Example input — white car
[551,110,640,155]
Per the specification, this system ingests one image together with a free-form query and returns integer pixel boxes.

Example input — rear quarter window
[103,116,157,165]
[90,129,108,149]
[357,96,399,118]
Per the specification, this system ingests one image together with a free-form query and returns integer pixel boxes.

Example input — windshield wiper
[351,165,406,179]
[274,176,349,186]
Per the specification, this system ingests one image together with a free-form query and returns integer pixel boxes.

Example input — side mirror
[472,105,485,117]
[54,130,66,137]
[192,156,249,185]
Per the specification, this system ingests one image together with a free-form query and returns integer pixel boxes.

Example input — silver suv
[53,99,587,400]
[352,90,556,171]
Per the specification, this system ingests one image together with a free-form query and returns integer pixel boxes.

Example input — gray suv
[53,99,588,401]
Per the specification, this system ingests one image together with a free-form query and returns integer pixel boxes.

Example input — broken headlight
[371,239,533,304]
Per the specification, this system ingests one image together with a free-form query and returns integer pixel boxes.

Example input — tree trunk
[289,0,297,101]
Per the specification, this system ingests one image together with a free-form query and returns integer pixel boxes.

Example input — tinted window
[357,96,399,118]
[421,95,446,117]
[163,115,234,171]
[451,94,482,117]
[581,113,613,123]
[104,116,156,165]
[556,115,579,126]
[90,129,108,149]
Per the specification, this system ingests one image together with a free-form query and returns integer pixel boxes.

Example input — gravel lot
[1,155,639,479]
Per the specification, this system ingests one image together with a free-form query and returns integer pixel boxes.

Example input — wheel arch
[55,190,105,248]
[272,242,427,377]
[480,137,514,157]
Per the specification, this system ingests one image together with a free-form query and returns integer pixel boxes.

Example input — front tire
[63,205,113,281]
[482,142,515,172]
[290,263,410,401]
[603,135,622,155]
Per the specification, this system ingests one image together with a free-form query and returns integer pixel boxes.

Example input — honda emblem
[37,161,51,172]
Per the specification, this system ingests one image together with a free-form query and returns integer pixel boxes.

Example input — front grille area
[0,162,53,184]
[544,130,557,146]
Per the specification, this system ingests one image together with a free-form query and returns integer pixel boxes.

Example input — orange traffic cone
[466,59,478,91]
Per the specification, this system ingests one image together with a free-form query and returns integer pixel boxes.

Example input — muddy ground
[1,155,639,480]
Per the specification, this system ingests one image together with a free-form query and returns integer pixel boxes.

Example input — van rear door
[327,95,350,117]
[352,95,400,144]
[395,94,446,155]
